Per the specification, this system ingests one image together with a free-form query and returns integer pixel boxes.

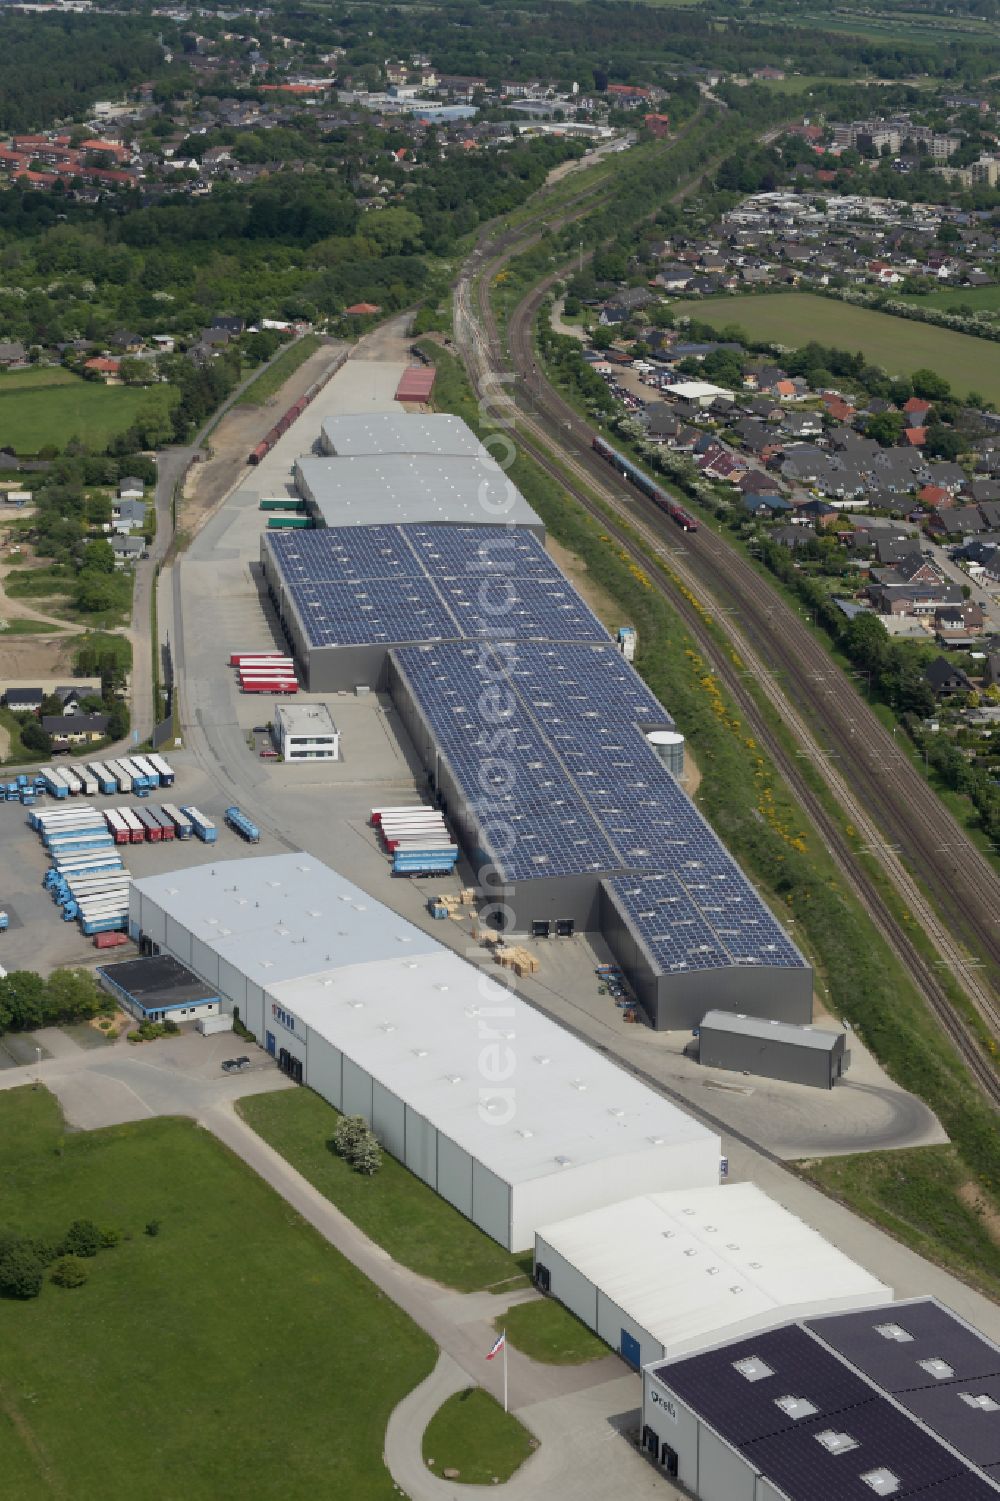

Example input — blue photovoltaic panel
[267,526,423,584]
[287,576,459,647]
[265,524,608,648]
[393,638,806,975]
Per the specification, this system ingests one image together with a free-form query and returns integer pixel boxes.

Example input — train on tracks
[592,435,699,532]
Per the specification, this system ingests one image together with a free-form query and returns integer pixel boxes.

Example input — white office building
[274,702,340,762]
[129,855,723,1250]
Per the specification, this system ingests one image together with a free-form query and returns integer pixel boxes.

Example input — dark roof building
[642,1298,1000,1500]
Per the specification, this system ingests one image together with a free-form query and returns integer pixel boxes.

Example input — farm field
[690,293,1000,404]
[0,1087,435,1501]
[895,285,1000,315]
[0,368,176,454]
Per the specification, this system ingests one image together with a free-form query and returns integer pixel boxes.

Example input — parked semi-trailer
[38,768,69,799]
[105,760,133,794]
[229,652,291,667]
[77,769,99,797]
[135,807,163,842]
[161,803,193,839]
[119,808,145,844]
[147,754,175,787]
[88,762,118,795]
[240,677,298,695]
[225,806,260,843]
[56,768,83,796]
[31,807,100,832]
[104,809,131,844]
[130,756,159,788]
[181,806,217,843]
[147,807,175,840]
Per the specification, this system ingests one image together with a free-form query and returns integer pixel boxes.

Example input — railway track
[454,213,1000,1107]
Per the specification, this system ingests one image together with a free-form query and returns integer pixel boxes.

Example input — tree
[866,411,905,448]
[61,1219,102,1258]
[81,538,115,574]
[924,424,963,461]
[40,692,65,717]
[911,368,951,402]
[20,721,52,756]
[331,1115,382,1175]
[0,1242,44,1299]
[50,1256,88,1288]
[590,325,613,350]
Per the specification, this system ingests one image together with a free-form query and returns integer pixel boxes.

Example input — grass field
[236,334,321,407]
[238,1089,521,1292]
[497,1300,608,1365]
[895,285,1000,315]
[690,292,1000,404]
[422,1388,536,1485]
[0,1087,436,1501]
[0,369,176,455]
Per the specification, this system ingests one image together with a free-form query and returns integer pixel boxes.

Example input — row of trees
[0,969,112,1036]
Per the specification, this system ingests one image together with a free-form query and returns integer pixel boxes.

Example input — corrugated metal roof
[537,1183,890,1358]
[701,1009,842,1051]
[321,411,475,458]
[294,452,541,531]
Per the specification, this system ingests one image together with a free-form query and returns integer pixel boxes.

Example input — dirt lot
[179,340,346,538]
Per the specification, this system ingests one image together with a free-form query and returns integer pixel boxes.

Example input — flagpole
[503,1329,508,1414]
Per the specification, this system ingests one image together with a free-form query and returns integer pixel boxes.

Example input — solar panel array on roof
[393,639,805,975]
[808,1301,1000,1480]
[265,524,608,650]
[653,1323,1000,1501]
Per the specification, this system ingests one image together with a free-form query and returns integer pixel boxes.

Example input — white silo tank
[646,729,685,777]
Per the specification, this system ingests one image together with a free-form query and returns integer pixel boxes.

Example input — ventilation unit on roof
[918,1358,955,1380]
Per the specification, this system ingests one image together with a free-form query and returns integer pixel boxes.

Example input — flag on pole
[486,1332,505,1360]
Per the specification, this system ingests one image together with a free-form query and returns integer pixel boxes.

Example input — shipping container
[94,930,129,949]
[395,366,436,403]
[266,515,312,530]
[259,497,306,512]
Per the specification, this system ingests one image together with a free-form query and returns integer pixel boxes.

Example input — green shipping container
[259,497,306,512]
[267,515,312,530]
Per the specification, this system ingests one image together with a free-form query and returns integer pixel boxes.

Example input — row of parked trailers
[230,652,299,695]
[34,754,175,801]
[370,804,458,876]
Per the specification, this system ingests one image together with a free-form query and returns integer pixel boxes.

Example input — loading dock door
[532,920,551,938]
[554,918,575,937]
[620,1329,641,1368]
[265,1030,276,1057]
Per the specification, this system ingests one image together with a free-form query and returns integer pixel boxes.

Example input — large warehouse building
[129,854,723,1250]
[294,451,542,534]
[256,410,812,1030]
[533,1183,891,1371]
[641,1297,1000,1499]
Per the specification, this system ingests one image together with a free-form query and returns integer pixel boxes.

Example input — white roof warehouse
[130,854,722,1250]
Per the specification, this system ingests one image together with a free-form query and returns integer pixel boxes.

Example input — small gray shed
[698,1009,849,1089]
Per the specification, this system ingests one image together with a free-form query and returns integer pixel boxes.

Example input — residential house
[3,687,43,713]
[924,657,972,697]
[52,686,83,714]
[0,340,27,366]
[118,476,145,501]
[42,712,109,745]
[112,498,147,535]
[110,534,145,567]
